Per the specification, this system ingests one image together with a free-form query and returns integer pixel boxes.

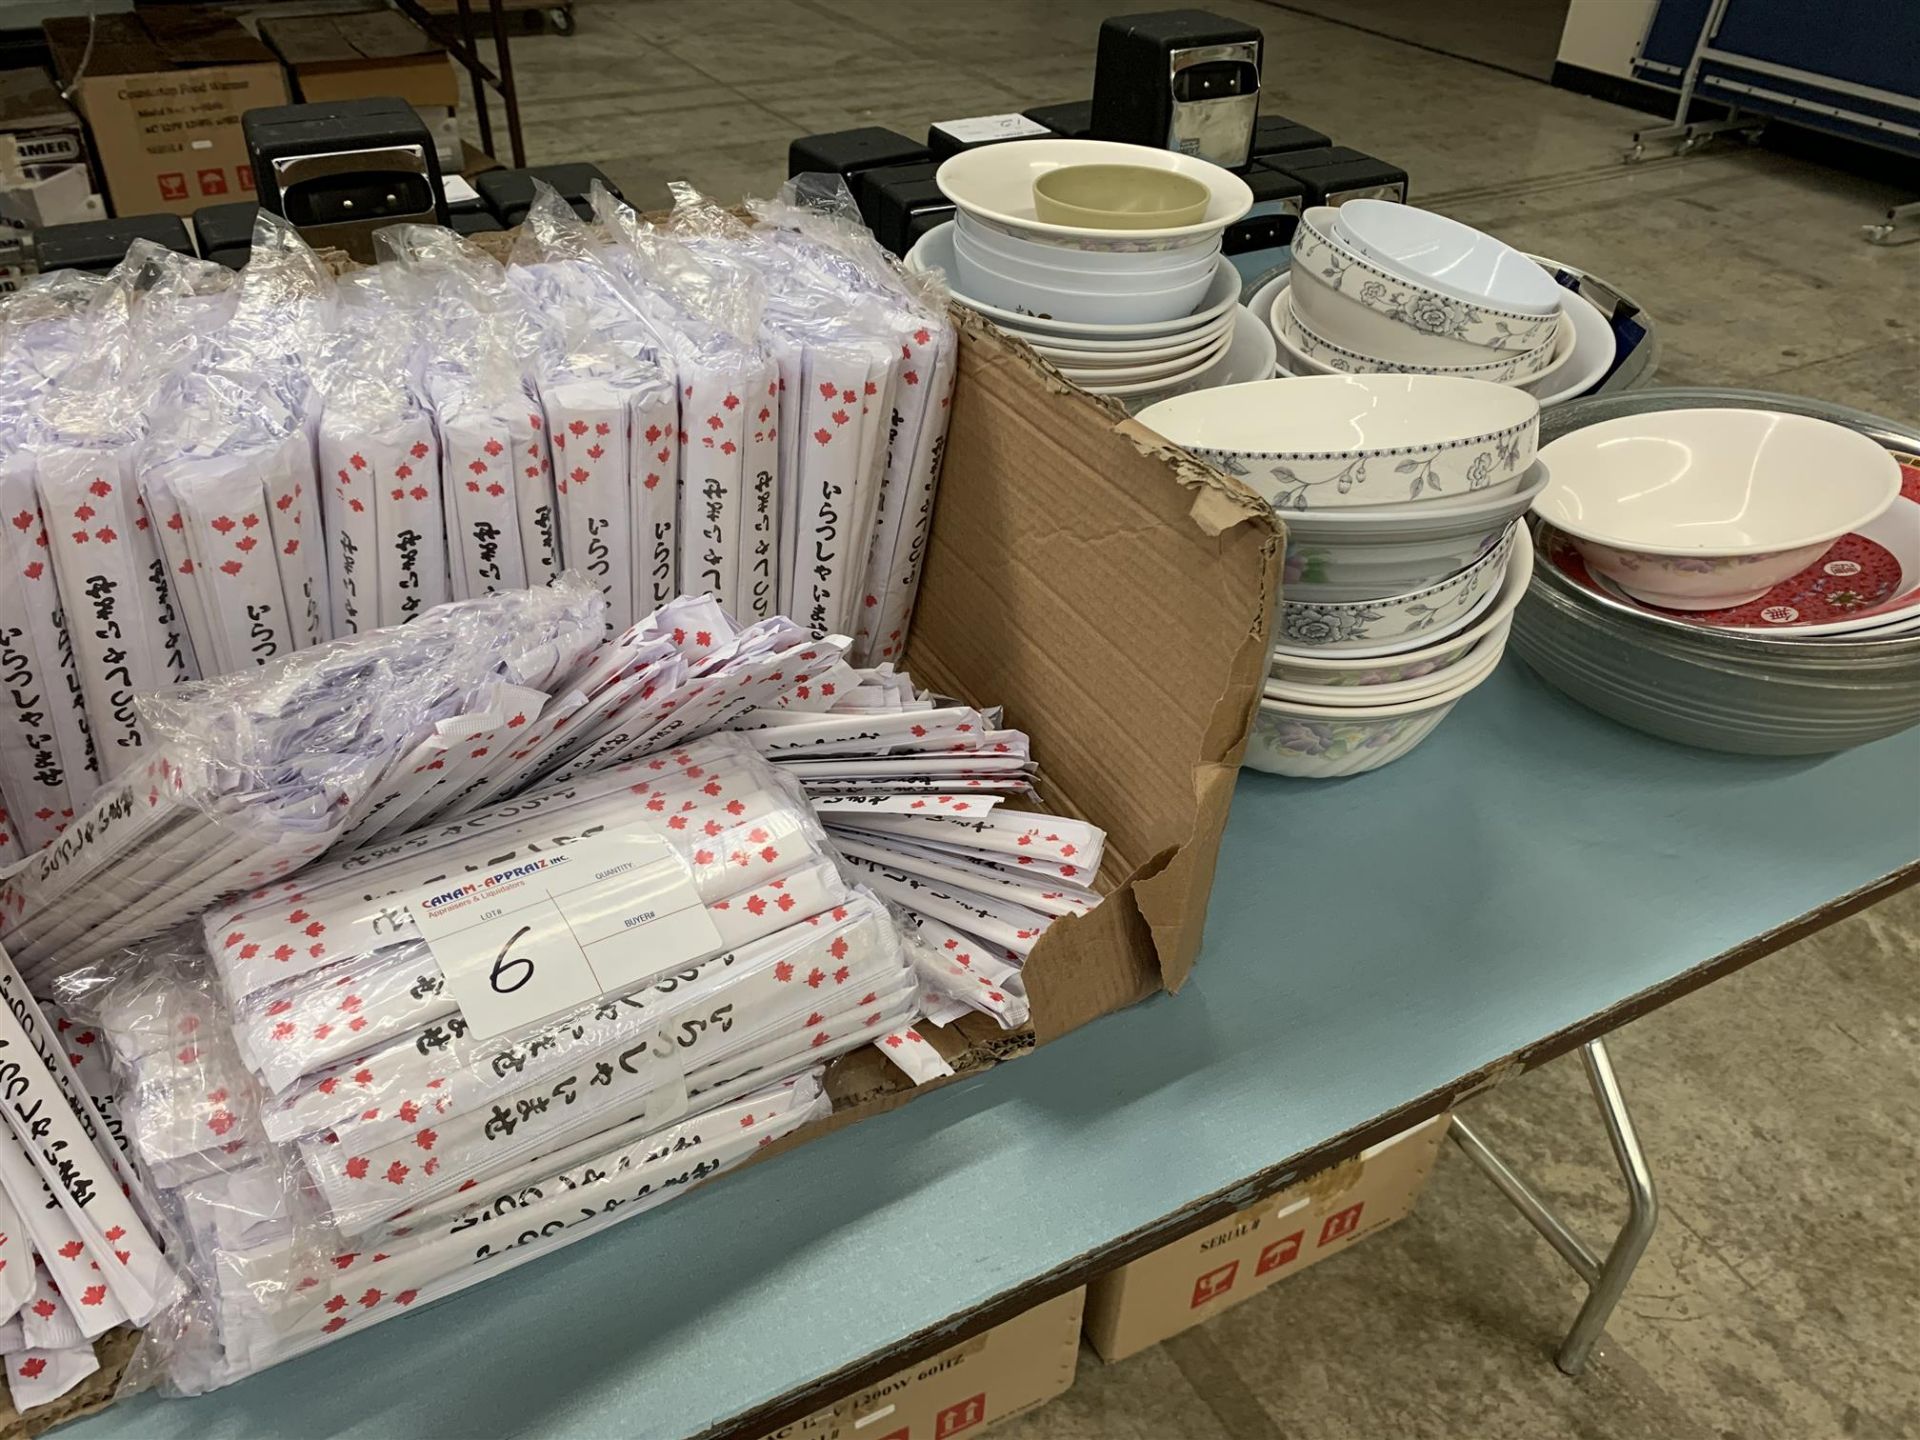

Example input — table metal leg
[1864,200,1920,246]
[1448,1037,1658,1376]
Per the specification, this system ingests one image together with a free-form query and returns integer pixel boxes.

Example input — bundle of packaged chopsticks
[0,961,183,1411]
[0,575,846,980]
[49,730,948,1390]
[1,579,1056,1397]
[731,667,1107,1030]
[0,180,956,875]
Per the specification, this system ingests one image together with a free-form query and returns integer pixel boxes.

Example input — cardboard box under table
[1085,1115,1450,1361]
[755,1290,1085,1440]
[43,7,288,217]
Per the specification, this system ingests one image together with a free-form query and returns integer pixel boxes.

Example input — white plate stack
[1138,374,1544,777]
[906,139,1258,403]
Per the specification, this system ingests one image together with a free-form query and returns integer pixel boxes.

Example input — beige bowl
[1032,164,1210,230]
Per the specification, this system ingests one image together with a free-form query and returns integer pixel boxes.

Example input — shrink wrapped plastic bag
[0,271,108,853]
[0,183,956,876]
[377,225,557,604]
[51,723,998,1391]
[137,214,337,681]
[0,582,1091,1401]
[0,182,1095,1413]
[505,186,691,636]
[15,245,233,786]
[313,266,451,638]
[0,577,607,980]
[597,177,958,657]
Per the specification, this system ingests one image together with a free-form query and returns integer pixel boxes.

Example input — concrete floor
[474,3,1920,1437]
[1259,0,1571,81]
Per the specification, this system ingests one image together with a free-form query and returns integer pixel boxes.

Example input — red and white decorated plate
[1542,451,1920,638]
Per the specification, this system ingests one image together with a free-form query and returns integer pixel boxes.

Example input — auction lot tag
[407,834,722,1039]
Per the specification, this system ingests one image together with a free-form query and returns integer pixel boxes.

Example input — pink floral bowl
[1270,519,1534,685]
[1263,620,1506,706]
[1567,537,1830,610]
[1245,648,1501,778]
[1535,408,1901,610]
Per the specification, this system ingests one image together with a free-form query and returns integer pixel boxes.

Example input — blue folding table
[59,664,1920,1439]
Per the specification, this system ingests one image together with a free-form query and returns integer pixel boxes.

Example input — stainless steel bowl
[1515,387,1920,754]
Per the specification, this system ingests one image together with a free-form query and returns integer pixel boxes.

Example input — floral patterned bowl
[1334,200,1564,315]
[1536,408,1902,609]
[1277,523,1517,653]
[1265,619,1507,706]
[1282,462,1547,600]
[1287,256,1561,370]
[1245,650,1502,778]
[1292,206,1559,355]
[1273,521,1534,684]
[1276,280,1570,390]
[1136,374,1537,512]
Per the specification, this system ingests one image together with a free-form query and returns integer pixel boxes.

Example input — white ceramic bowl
[1113,307,1278,411]
[1274,523,1533,677]
[1080,336,1233,398]
[1334,200,1563,315]
[1519,270,1615,404]
[907,223,1243,340]
[936,138,1253,252]
[1058,328,1233,384]
[1292,207,1558,355]
[1277,522,1516,652]
[952,222,1217,293]
[1137,374,1538,511]
[1283,460,1549,599]
[1288,259,1509,367]
[951,232,1216,324]
[1276,280,1569,388]
[1265,619,1507,705]
[1032,322,1228,366]
[955,210,1219,275]
[1245,654,1500,778]
[1168,305,1277,397]
[1534,408,1901,609]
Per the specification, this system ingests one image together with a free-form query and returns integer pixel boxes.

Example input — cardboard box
[43,7,289,217]
[757,1289,1085,1440]
[0,68,89,170]
[1084,1116,1450,1360]
[677,299,1282,1126]
[905,312,1281,1029]
[260,10,459,109]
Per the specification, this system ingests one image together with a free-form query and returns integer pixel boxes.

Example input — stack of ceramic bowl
[1515,389,1920,755]
[1138,374,1543,777]
[1252,252,1639,409]
[1273,201,1570,396]
[908,138,1254,402]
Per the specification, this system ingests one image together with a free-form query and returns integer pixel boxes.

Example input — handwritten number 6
[491,925,536,994]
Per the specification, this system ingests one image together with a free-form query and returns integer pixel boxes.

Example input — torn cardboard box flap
[907,311,1280,1028]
